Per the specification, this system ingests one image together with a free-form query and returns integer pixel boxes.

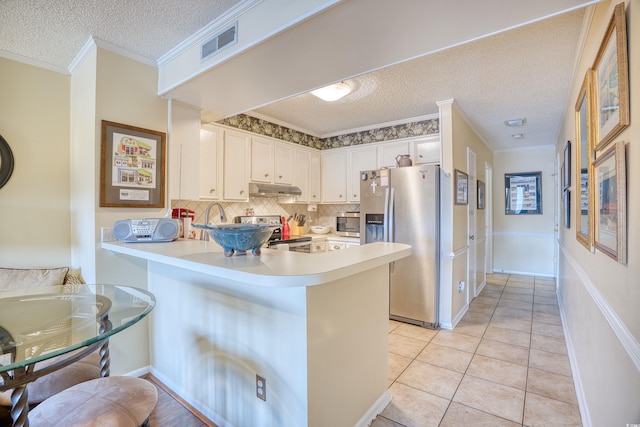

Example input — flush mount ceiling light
[504,118,527,127]
[512,133,524,139]
[310,82,352,102]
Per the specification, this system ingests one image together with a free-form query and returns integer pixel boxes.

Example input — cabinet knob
[264,173,269,178]
[312,195,317,199]
[240,190,245,195]
[339,194,343,198]
[353,194,357,198]
[278,175,283,179]
[209,188,215,193]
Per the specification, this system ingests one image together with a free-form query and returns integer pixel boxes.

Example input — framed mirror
[0,134,15,189]
[574,70,594,249]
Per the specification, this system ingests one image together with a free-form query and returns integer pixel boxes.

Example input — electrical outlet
[256,374,266,401]
[458,281,465,292]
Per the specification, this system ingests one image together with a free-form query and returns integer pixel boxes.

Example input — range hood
[249,182,302,197]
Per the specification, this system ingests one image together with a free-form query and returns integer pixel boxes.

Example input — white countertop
[101,239,410,287]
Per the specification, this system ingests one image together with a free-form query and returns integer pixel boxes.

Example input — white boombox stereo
[113,218,180,243]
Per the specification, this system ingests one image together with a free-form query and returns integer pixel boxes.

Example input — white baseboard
[492,268,555,278]
[355,390,392,427]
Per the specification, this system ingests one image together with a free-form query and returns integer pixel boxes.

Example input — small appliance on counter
[336,212,360,237]
[113,218,180,243]
[172,208,195,238]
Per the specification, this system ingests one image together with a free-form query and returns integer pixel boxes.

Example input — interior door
[467,148,477,301]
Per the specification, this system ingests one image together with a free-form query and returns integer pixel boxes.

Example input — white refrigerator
[359,164,440,328]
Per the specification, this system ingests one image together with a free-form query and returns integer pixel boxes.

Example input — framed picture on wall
[505,171,542,215]
[477,180,485,210]
[593,141,626,263]
[563,140,571,190]
[100,120,167,208]
[592,2,629,150]
[563,189,571,228]
[454,169,468,205]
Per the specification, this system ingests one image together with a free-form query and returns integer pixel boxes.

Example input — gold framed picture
[592,2,629,150]
[593,141,626,263]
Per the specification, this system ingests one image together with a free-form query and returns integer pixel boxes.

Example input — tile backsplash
[171,198,359,233]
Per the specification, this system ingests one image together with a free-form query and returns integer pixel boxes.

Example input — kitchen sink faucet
[200,202,227,240]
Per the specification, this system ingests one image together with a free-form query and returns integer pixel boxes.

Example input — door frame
[467,148,477,301]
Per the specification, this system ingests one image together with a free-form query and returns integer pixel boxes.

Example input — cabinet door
[377,141,411,168]
[274,143,293,184]
[293,148,310,202]
[224,130,250,200]
[251,137,273,182]
[413,136,440,164]
[308,151,321,203]
[321,151,347,203]
[348,147,377,202]
[199,128,222,199]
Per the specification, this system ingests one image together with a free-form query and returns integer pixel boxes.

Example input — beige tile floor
[371,273,582,427]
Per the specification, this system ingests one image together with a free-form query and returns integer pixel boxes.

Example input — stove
[234,215,312,250]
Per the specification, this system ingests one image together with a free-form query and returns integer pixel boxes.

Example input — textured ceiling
[0,0,590,152]
[0,0,241,72]
[252,8,586,151]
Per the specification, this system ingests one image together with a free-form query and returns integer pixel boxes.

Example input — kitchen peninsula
[101,239,411,427]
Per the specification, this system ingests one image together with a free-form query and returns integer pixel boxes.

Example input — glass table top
[0,284,155,373]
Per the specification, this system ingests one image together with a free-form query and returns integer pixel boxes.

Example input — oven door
[267,240,312,253]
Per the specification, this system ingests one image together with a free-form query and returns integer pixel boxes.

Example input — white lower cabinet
[328,241,347,251]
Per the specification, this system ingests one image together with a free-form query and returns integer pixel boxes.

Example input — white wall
[555,1,640,424]
[0,57,72,268]
[492,146,556,276]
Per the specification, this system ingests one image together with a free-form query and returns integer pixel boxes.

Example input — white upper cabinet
[293,148,310,202]
[199,127,223,199]
[308,150,321,203]
[348,146,377,202]
[413,135,441,164]
[223,129,250,201]
[251,136,293,184]
[250,136,274,183]
[273,143,293,184]
[377,140,411,168]
[321,150,347,203]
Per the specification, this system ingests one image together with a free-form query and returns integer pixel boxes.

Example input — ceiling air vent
[201,21,238,61]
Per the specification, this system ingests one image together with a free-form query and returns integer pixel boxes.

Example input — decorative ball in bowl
[192,224,275,257]
[310,225,331,234]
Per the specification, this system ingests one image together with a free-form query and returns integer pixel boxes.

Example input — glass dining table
[0,284,156,427]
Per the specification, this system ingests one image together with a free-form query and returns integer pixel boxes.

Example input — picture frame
[592,2,629,151]
[454,169,468,205]
[575,70,594,250]
[563,189,571,229]
[563,140,571,190]
[593,141,626,263]
[100,120,167,208]
[505,171,542,215]
[477,180,485,210]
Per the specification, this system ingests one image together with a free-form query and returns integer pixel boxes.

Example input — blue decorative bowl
[192,224,275,257]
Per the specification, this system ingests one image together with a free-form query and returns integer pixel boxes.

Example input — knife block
[291,223,305,236]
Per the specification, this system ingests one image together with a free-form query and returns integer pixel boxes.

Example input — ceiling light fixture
[512,133,524,139]
[310,82,352,102]
[504,118,527,127]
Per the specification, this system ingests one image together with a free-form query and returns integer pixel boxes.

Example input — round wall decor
[0,134,15,189]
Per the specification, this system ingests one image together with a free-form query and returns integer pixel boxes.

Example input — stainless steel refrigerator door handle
[383,188,390,242]
[389,188,395,243]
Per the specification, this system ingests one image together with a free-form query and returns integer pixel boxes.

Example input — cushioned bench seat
[29,376,158,427]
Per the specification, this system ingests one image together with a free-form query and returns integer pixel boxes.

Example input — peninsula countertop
[101,239,411,287]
